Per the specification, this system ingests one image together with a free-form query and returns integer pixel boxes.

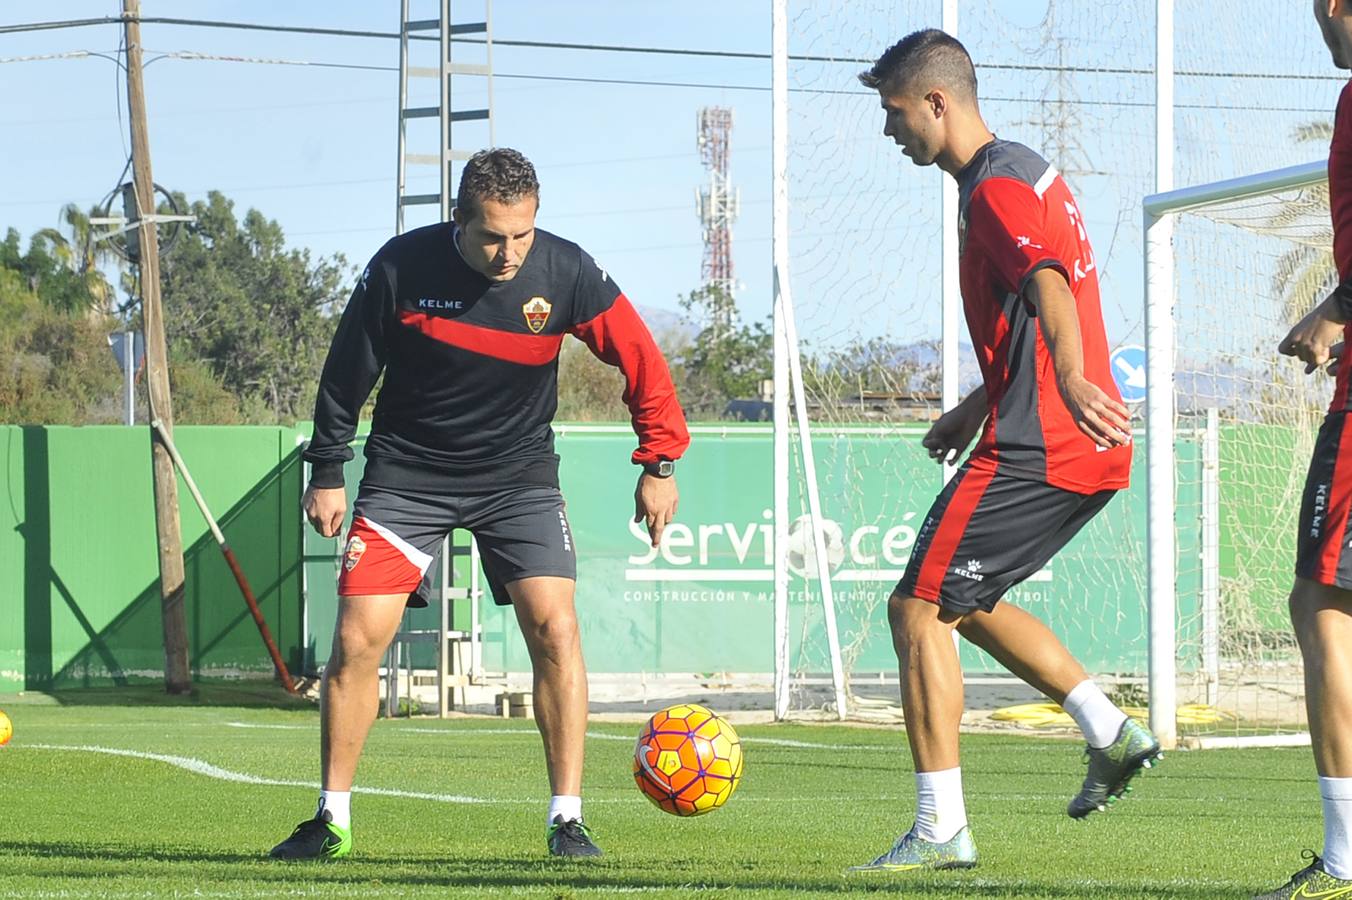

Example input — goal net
[775,0,1339,729]
[1146,161,1330,748]
[776,0,1160,718]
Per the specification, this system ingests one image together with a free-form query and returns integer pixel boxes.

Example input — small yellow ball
[0,710,11,746]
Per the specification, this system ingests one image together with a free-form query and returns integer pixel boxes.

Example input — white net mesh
[781,0,1158,716]
[779,0,1339,729]
[1166,174,1331,737]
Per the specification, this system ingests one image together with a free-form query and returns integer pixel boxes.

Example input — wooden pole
[124,0,190,694]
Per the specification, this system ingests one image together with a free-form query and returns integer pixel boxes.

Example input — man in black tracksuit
[269,148,690,860]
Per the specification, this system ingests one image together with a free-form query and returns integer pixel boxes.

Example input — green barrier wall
[2,421,1249,689]
[1,425,304,690]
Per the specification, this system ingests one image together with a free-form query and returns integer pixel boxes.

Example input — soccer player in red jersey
[850,31,1160,873]
[268,149,689,861]
[1259,4,1352,897]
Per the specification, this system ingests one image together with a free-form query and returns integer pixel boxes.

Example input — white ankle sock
[913,767,967,843]
[318,791,351,830]
[1062,680,1128,749]
[1321,776,1352,879]
[548,794,582,826]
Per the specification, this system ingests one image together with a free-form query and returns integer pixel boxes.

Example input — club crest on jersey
[523,296,552,333]
[344,535,367,572]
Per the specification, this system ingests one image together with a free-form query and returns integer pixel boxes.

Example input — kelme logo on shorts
[344,535,367,571]
[523,296,552,333]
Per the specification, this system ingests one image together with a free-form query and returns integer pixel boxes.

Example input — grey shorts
[1296,412,1352,590]
[339,483,576,606]
[897,464,1116,615]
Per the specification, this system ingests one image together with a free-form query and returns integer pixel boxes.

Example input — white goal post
[1144,159,1328,750]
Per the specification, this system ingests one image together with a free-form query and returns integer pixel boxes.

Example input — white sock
[547,794,582,826]
[318,791,351,830]
[1062,680,1128,749]
[1321,776,1352,879]
[913,767,967,843]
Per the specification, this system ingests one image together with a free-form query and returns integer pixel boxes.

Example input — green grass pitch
[0,690,1321,898]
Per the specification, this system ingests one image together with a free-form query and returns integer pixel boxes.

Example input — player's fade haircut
[455,148,540,219]
[858,29,978,102]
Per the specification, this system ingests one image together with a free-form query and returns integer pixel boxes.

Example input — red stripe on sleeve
[570,293,691,463]
[398,311,564,366]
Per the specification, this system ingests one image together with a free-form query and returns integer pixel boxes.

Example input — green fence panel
[1,425,304,690]
[0,420,1288,689]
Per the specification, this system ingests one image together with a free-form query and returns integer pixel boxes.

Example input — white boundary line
[27,744,492,804]
[224,722,897,751]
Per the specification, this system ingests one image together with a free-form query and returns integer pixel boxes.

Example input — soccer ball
[633,703,743,816]
[784,513,845,578]
[0,710,11,746]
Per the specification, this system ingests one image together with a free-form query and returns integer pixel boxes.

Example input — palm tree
[1256,120,1339,425]
[1272,121,1335,332]
[35,203,118,318]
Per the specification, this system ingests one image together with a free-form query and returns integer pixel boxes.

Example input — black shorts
[338,483,576,606]
[1296,412,1352,590]
[897,464,1116,615]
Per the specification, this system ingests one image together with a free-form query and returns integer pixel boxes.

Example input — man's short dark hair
[858,29,977,101]
[456,148,540,219]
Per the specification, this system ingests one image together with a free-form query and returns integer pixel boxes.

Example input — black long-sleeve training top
[303,222,690,493]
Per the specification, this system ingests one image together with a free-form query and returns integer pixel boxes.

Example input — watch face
[659,461,674,476]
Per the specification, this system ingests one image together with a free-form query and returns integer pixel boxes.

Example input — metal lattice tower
[396,0,495,234]
[695,107,740,302]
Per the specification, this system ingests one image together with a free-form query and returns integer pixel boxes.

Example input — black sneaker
[269,810,352,860]
[547,815,603,858]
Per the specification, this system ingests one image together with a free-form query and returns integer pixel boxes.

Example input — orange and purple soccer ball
[632,703,743,816]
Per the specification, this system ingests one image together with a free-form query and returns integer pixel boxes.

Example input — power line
[5,45,1338,116]
[1,14,1346,82]
[3,43,1338,118]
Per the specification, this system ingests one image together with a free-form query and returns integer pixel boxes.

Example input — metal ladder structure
[384,533,486,717]
[384,0,494,717]
[395,0,495,232]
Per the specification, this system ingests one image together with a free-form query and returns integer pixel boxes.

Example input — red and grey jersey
[957,139,1130,494]
[1329,80,1352,411]
[304,223,690,491]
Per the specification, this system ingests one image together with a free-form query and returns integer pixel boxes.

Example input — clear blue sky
[3,1,777,327]
[1,1,1343,352]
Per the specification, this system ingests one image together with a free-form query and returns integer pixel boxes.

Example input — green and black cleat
[1067,718,1162,819]
[848,826,978,873]
[1255,851,1352,899]
[547,816,603,858]
[269,810,352,860]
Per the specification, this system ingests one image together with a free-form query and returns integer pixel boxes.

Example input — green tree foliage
[158,192,348,422]
[35,204,118,316]
[555,337,630,421]
[674,284,772,417]
[0,227,106,316]
[0,266,121,423]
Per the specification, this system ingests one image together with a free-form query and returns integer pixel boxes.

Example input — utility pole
[124,0,190,694]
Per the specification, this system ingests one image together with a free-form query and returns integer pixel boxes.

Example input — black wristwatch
[642,460,675,478]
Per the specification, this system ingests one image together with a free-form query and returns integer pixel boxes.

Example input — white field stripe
[356,515,435,573]
[29,746,1155,808]
[27,744,490,804]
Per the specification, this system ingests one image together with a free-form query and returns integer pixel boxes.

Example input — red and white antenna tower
[696,107,740,308]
